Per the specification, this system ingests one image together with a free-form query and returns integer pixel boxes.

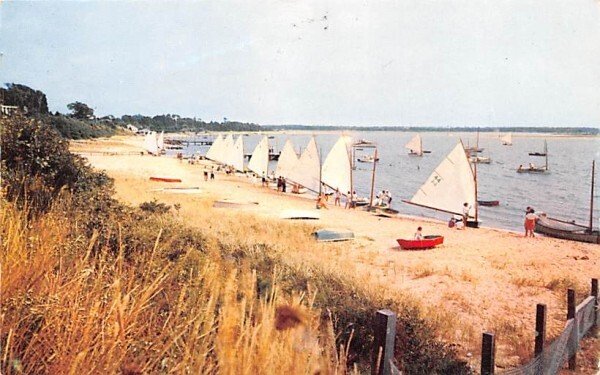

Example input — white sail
[248,136,269,176]
[322,136,352,194]
[501,133,512,145]
[221,134,234,165]
[290,137,321,193]
[206,134,223,162]
[409,142,476,215]
[405,134,423,155]
[157,131,165,150]
[275,139,299,179]
[230,136,245,171]
[144,131,158,155]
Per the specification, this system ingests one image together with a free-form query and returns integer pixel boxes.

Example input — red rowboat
[149,177,182,183]
[396,235,444,250]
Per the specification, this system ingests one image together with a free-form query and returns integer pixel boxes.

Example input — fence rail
[371,278,598,375]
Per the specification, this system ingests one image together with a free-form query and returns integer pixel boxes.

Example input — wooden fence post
[534,303,547,358]
[371,309,397,375]
[567,288,576,371]
[592,278,598,327]
[481,332,496,375]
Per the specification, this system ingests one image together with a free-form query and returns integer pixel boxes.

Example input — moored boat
[397,235,444,250]
[477,200,500,207]
[357,155,379,163]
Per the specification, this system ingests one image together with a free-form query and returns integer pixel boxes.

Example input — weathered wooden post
[371,309,397,375]
[481,332,496,375]
[534,303,547,358]
[592,278,598,327]
[567,288,576,371]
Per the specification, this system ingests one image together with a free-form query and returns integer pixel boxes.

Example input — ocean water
[169,131,600,232]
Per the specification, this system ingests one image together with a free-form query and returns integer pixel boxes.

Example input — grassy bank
[1,116,470,374]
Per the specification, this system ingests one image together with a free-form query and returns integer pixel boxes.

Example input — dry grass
[0,200,352,374]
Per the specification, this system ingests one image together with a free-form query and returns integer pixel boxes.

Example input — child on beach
[316,193,328,209]
[334,189,341,206]
[414,227,423,240]
[524,208,538,237]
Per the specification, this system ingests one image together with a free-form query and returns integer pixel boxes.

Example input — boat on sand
[149,177,182,183]
[397,235,444,250]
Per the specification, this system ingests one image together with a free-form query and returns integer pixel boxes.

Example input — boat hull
[534,217,600,244]
[397,235,444,250]
[478,200,500,207]
[149,177,182,183]
[314,229,355,242]
[517,168,548,174]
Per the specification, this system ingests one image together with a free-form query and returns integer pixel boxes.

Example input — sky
[1,1,599,127]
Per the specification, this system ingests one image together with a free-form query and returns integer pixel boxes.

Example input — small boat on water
[470,156,491,164]
[528,140,548,156]
[357,155,379,163]
[464,146,484,153]
[478,200,500,207]
[397,235,444,250]
[314,228,355,242]
[534,160,599,244]
[501,133,513,146]
[405,134,431,156]
[149,177,182,183]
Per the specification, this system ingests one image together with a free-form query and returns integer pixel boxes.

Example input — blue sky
[1,1,599,127]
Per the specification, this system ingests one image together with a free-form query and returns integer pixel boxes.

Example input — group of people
[375,190,393,207]
[447,202,472,230]
[203,166,216,181]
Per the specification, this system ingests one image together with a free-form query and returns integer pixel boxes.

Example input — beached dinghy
[397,235,444,250]
[149,177,182,183]
[247,136,270,177]
[213,199,259,208]
[314,228,354,242]
[534,161,599,244]
[280,209,320,220]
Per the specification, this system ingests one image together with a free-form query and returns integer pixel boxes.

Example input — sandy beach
[71,135,599,369]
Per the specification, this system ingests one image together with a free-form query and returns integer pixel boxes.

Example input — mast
[419,135,423,156]
[474,131,479,223]
[369,148,378,208]
[590,160,595,232]
[544,140,548,170]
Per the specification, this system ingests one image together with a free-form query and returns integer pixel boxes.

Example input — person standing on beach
[210,167,215,180]
[261,172,267,187]
[282,177,287,193]
[334,189,341,206]
[462,203,471,227]
[203,168,208,181]
[524,208,538,237]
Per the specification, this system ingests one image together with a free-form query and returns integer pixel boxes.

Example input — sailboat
[529,140,547,156]
[275,139,299,181]
[143,131,159,155]
[230,136,245,172]
[403,141,480,228]
[501,133,512,146]
[247,136,269,177]
[467,131,491,164]
[205,134,224,162]
[157,131,165,153]
[518,141,549,173]
[322,136,352,195]
[289,137,321,193]
[405,134,431,156]
[534,161,599,244]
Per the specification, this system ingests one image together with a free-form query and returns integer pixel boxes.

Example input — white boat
[143,131,159,155]
[470,156,491,164]
[247,136,269,177]
[157,131,165,151]
[289,137,321,193]
[519,140,549,174]
[405,134,424,156]
[322,136,352,195]
[501,133,512,146]
[404,141,479,227]
[275,139,299,180]
[357,154,379,163]
[230,136,245,171]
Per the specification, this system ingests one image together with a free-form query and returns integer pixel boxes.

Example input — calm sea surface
[169,131,600,232]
